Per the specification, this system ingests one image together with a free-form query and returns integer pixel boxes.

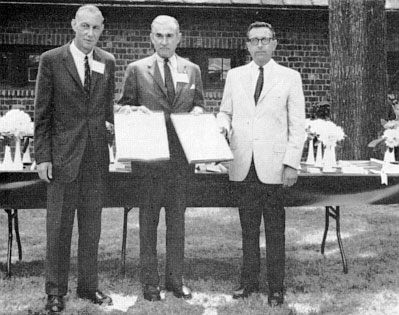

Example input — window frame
[176,48,247,90]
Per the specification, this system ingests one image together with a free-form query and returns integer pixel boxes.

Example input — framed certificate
[114,111,170,162]
[171,113,234,164]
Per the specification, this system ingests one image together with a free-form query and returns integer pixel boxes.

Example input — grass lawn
[1,204,399,315]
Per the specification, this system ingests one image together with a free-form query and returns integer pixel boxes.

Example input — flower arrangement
[306,119,345,146]
[0,109,34,170]
[0,109,33,138]
[305,118,345,169]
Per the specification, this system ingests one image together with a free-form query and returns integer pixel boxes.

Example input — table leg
[121,207,133,276]
[13,210,22,261]
[321,206,348,274]
[5,209,13,278]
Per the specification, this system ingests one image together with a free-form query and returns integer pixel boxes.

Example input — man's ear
[71,19,77,31]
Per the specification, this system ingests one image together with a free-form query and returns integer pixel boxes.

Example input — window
[176,48,246,89]
[0,45,52,88]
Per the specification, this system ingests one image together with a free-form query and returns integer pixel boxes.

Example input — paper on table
[171,113,234,164]
[114,111,170,162]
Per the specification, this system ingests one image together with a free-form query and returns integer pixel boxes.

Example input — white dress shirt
[155,53,178,89]
[249,60,272,96]
[70,40,93,85]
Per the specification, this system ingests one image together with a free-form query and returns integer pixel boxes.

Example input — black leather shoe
[143,285,161,302]
[232,283,259,299]
[165,284,192,299]
[45,295,64,313]
[268,291,284,307]
[77,290,113,306]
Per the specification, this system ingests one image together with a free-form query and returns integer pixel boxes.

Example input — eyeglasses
[247,37,274,46]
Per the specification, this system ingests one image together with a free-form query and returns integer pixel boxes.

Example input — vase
[315,142,324,167]
[383,147,396,163]
[12,137,23,170]
[2,145,13,170]
[322,143,337,172]
[22,138,32,164]
[305,139,315,165]
[108,144,115,164]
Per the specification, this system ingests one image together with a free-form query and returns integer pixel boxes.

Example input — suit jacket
[34,43,116,183]
[116,53,205,163]
[217,59,305,184]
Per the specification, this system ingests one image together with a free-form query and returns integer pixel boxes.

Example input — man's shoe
[143,285,161,302]
[45,295,64,313]
[232,283,259,299]
[165,284,192,299]
[77,290,113,306]
[268,291,284,307]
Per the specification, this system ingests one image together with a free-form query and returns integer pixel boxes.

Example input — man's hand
[282,165,298,188]
[37,162,53,183]
[117,105,152,115]
[218,126,228,138]
[190,106,204,115]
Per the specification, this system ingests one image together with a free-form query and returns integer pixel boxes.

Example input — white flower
[0,109,33,137]
[383,128,399,148]
[306,119,345,146]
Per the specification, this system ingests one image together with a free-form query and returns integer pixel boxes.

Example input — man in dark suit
[218,21,305,307]
[115,15,205,302]
[34,4,115,312]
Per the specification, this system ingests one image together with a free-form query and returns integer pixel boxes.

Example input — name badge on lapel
[92,60,105,74]
[176,73,189,83]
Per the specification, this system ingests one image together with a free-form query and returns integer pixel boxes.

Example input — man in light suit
[115,15,205,301]
[217,21,305,307]
[34,5,115,312]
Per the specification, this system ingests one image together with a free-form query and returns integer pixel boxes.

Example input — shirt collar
[70,40,94,60]
[155,53,177,69]
[250,59,273,72]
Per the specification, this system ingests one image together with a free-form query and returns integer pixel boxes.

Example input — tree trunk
[329,0,387,160]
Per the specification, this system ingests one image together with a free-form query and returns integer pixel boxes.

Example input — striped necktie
[164,58,175,104]
[84,55,91,95]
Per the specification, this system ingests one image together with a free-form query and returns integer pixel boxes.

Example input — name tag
[176,73,189,83]
[92,60,105,74]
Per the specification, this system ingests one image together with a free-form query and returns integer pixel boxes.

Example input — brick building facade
[0,1,398,119]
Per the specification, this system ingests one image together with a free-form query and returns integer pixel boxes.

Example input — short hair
[247,21,275,39]
[75,4,104,22]
[151,15,180,33]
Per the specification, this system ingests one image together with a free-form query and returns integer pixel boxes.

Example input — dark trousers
[45,144,104,296]
[139,161,192,288]
[233,162,286,293]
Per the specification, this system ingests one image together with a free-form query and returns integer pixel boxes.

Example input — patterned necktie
[254,66,264,104]
[84,55,91,95]
[164,58,175,104]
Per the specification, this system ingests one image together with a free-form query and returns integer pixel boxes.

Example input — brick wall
[0,5,332,120]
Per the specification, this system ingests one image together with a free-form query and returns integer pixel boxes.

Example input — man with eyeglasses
[217,21,305,308]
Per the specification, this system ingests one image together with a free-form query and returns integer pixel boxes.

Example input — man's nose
[87,27,94,37]
[161,36,168,44]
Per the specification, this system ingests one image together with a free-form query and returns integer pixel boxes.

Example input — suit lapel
[90,48,103,95]
[257,60,278,104]
[148,55,168,97]
[62,44,84,93]
[147,55,172,111]
[174,56,187,104]
[241,64,255,107]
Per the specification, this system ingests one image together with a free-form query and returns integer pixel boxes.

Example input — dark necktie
[254,66,264,104]
[84,55,91,95]
[164,58,175,104]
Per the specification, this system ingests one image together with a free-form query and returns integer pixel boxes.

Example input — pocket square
[190,84,195,89]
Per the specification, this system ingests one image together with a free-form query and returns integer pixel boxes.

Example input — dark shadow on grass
[0,259,44,278]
